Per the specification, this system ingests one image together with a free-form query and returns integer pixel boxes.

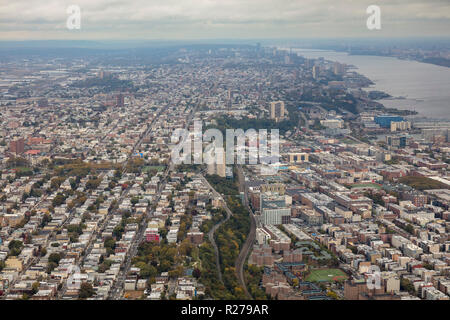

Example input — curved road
[234,166,256,300]
[207,211,230,283]
[200,175,233,284]
[200,170,255,299]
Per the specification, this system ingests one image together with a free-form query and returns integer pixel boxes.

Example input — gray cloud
[0,0,448,40]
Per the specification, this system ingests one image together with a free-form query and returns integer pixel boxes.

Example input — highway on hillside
[234,165,256,300]
[199,174,232,284]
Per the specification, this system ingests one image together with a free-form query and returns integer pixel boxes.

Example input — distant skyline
[0,0,449,40]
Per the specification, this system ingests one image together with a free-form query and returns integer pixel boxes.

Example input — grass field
[341,138,359,145]
[305,268,348,282]
[13,166,32,172]
[143,165,166,172]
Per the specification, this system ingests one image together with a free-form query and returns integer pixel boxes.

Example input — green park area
[399,176,449,190]
[341,138,359,145]
[351,182,382,190]
[305,268,348,282]
[143,165,166,172]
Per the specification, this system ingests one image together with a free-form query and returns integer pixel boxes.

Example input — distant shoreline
[282,47,418,117]
[287,47,450,119]
[347,52,450,69]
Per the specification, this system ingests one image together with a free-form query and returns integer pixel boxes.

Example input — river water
[291,49,450,120]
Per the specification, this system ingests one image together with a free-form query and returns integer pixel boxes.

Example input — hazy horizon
[1,0,449,41]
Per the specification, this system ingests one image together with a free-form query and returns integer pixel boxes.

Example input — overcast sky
[0,0,449,40]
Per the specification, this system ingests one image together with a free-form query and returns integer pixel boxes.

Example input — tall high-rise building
[284,55,291,64]
[333,62,345,75]
[312,65,320,79]
[116,93,125,107]
[227,89,233,109]
[305,59,313,69]
[10,138,25,155]
[390,121,411,132]
[98,69,111,79]
[270,101,285,121]
[386,135,409,148]
[260,192,291,225]
[206,146,226,178]
[262,207,291,225]
[216,156,226,178]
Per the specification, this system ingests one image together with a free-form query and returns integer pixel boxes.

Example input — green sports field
[143,165,166,172]
[305,268,348,282]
